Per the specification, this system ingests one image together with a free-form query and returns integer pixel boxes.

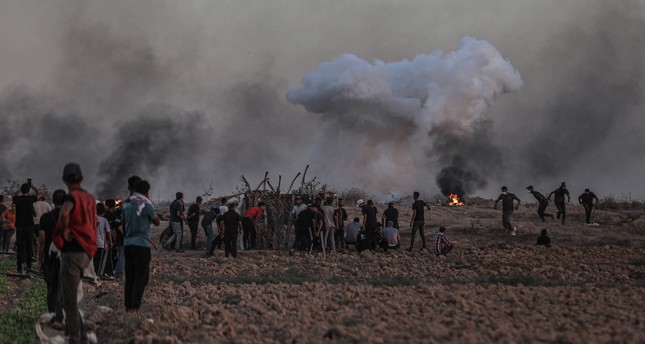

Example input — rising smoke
[0,1,644,199]
[287,37,523,197]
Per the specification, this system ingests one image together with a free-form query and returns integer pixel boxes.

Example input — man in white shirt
[321,197,336,252]
[33,195,52,230]
[381,221,400,251]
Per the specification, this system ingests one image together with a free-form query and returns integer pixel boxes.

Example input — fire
[115,199,123,209]
[448,194,464,206]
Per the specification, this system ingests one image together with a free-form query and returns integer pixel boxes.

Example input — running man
[578,188,599,224]
[548,182,570,225]
[494,186,521,235]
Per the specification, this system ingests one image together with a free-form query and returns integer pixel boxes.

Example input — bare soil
[6,202,645,343]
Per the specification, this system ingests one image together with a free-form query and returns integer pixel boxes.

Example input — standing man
[382,202,399,229]
[362,200,378,250]
[186,196,202,250]
[578,188,599,224]
[33,195,52,235]
[243,202,265,250]
[527,186,554,222]
[53,163,97,344]
[94,204,112,276]
[202,205,219,255]
[219,197,229,215]
[222,203,243,258]
[165,192,185,252]
[38,189,66,323]
[333,198,348,249]
[548,182,570,225]
[321,197,336,252]
[289,196,308,255]
[113,175,140,278]
[12,182,40,273]
[408,191,431,251]
[494,186,521,235]
[104,199,123,278]
[122,180,160,312]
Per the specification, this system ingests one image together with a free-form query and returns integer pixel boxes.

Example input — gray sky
[0,0,643,200]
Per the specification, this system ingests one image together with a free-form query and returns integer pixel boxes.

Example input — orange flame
[448,194,464,206]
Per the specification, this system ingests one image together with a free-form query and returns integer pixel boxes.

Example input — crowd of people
[286,191,455,258]
[0,166,602,343]
[0,164,160,343]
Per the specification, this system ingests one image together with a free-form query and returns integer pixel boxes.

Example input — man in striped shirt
[432,226,454,257]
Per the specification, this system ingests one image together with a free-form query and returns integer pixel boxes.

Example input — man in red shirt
[53,163,97,344]
[242,202,265,250]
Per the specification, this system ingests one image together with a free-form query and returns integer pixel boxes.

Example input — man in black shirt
[527,186,554,222]
[494,186,521,235]
[222,204,243,258]
[408,192,431,251]
[578,189,599,224]
[382,202,399,229]
[38,189,66,322]
[290,203,313,255]
[548,182,570,225]
[13,183,40,273]
[536,229,551,247]
[104,199,121,274]
[165,192,185,252]
[333,199,348,249]
[186,196,202,250]
[362,200,378,250]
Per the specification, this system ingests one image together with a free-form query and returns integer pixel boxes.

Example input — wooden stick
[286,173,301,194]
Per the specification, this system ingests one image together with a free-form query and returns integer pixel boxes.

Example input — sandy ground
[3,201,645,343]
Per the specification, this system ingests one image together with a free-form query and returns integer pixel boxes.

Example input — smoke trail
[95,105,207,199]
[287,37,522,196]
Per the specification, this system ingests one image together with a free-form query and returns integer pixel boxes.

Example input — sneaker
[511,228,517,236]
[419,247,426,251]
[406,247,413,252]
[556,213,561,219]
[289,248,294,256]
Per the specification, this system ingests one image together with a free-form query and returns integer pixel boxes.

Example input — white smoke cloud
[287,37,523,197]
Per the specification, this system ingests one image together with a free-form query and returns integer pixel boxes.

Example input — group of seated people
[343,218,455,257]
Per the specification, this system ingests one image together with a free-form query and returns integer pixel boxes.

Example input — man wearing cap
[53,163,97,344]
[548,182,570,225]
[186,196,202,250]
[527,186,554,222]
[578,189,599,224]
[382,202,399,229]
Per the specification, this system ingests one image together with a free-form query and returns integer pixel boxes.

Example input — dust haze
[0,0,643,201]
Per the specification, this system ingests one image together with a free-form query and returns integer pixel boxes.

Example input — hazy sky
[0,0,643,201]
